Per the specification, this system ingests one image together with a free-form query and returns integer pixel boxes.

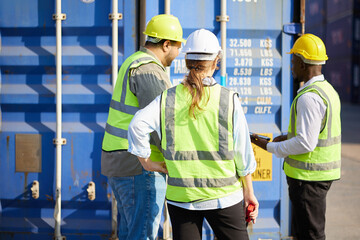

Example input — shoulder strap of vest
[129,51,165,71]
[290,80,340,147]
[110,51,165,114]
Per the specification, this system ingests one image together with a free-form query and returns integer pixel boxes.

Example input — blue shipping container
[0,0,136,239]
[1,0,297,239]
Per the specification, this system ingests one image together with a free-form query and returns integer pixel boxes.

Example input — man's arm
[249,133,287,150]
[252,92,326,158]
[233,95,257,176]
[128,96,165,173]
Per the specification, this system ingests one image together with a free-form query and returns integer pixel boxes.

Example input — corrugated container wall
[305,0,360,103]
[0,1,298,239]
[0,0,136,239]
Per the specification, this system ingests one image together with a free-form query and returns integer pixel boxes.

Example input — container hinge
[31,180,40,199]
[283,23,301,35]
[53,138,67,145]
[109,13,123,20]
[87,181,96,201]
[52,13,66,21]
[216,15,229,22]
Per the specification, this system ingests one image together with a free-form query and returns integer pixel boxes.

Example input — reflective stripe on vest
[284,157,341,171]
[161,84,241,202]
[102,51,164,151]
[285,80,341,180]
[168,176,239,188]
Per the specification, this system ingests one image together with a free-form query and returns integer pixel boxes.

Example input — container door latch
[87,181,96,201]
[283,23,302,35]
[31,180,39,199]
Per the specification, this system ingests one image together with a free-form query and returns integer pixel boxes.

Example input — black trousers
[287,176,333,240]
[167,201,249,240]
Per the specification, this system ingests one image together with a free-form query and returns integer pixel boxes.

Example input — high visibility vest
[284,80,341,181]
[160,83,241,202]
[102,51,165,162]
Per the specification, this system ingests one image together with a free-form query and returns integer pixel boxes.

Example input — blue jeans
[108,170,166,240]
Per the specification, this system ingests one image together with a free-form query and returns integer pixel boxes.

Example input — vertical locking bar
[53,0,66,239]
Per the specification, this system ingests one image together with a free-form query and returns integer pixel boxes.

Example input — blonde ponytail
[183,59,213,118]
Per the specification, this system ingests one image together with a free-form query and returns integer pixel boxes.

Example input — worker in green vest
[101,14,184,240]
[128,29,258,240]
[251,33,341,240]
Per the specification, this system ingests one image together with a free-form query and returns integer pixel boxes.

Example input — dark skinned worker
[251,33,341,240]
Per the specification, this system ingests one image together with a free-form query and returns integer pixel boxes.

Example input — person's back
[160,83,241,203]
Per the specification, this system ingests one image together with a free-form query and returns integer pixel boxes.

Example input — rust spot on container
[24,172,28,197]
[6,136,10,169]
[102,181,108,190]
[44,66,56,75]
[63,75,71,81]
[45,194,53,201]
[81,170,89,177]
[105,67,112,75]
[71,137,76,183]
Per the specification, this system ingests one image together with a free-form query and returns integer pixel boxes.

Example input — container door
[146,0,294,239]
[0,0,136,239]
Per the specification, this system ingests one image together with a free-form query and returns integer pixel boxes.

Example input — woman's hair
[183,58,218,118]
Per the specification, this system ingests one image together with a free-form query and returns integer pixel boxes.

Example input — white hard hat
[182,29,222,60]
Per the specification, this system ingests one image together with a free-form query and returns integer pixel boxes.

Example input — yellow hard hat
[143,14,185,43]
[288,33,328,63]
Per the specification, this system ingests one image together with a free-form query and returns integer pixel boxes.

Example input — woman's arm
[241,174,259,223]
[128,95,166,173]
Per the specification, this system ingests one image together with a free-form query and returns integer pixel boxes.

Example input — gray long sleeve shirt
[101,47,171,177]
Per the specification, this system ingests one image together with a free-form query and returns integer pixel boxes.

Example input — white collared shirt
[267,75,327,158]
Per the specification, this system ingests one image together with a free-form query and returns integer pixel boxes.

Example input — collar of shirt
[202,77,217,86]
[139,46,166,71]
[182,77,216,86]
[297,74,325,94]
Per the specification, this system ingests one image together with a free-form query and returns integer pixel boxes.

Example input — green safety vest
[102,51,165,162]
[284,80,341,181]
[160,83,241,202]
